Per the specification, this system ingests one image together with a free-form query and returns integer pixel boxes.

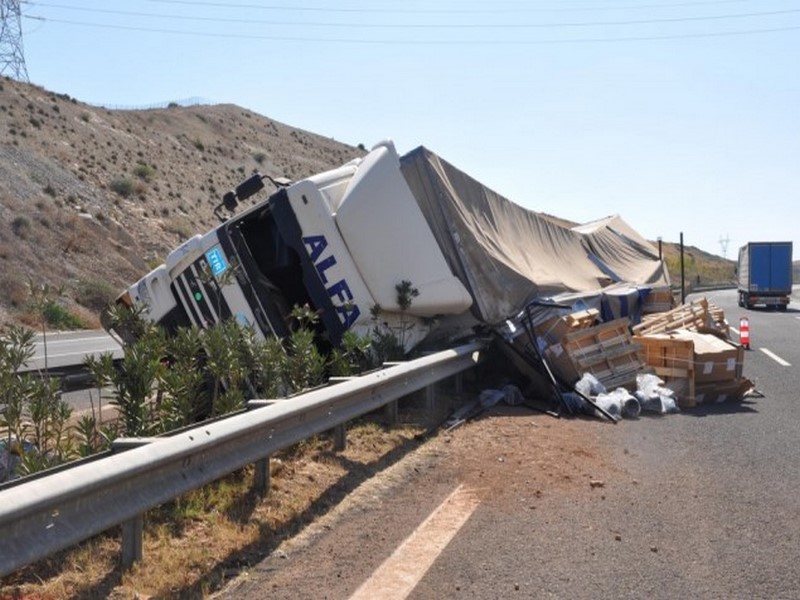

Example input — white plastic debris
[575,373,607,398]
[635,373,679,414]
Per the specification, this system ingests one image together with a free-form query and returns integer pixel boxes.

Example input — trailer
[737,242,793,310]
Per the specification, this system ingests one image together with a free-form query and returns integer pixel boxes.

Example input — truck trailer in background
[737,242,793,310]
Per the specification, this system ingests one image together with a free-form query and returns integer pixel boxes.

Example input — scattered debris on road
[492,294,754,421]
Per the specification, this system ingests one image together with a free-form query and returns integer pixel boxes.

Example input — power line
[26,1,800,29]
[24,14,800,44]
[143,0,777,15]
[1,0,29,81]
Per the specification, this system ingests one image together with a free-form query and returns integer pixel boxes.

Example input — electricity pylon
[0,0,29,82]
[719,234,730,259]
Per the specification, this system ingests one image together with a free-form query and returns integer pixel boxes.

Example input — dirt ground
[216,403,623,599]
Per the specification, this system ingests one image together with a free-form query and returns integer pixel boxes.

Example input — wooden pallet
[548,318,649,390]
[633,298,711,336]
[538,308,599,345]
[706,302,730,337]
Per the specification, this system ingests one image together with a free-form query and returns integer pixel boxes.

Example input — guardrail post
[385,400,399,425]
[334,423,346,452]
[425,383,435,412]
[254,456,271,498]
[454,373,463,394]
[121,514,144,569]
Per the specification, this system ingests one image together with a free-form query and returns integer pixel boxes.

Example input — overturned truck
[106,140,670,357]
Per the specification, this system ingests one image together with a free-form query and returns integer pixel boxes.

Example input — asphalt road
[20,330,121,416]
[22,330,121,373]
[218,288,800,599]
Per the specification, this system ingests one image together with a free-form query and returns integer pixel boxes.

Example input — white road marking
[760,348,791,367]
[350,484,479,600]
[730,326,740,336]
[30,351,110,359]
[35,335,115,345]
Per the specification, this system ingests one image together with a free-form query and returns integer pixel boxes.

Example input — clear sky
[12,0,800,259]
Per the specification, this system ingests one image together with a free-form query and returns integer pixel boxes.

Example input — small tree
[250,333,288,398]
[328,330,372,377]
[395,280,419,351]
[27,280,65,375]
[0,329,38,478]
[202,320,246,417]
[111,332,165,437]
[156,326,207,430]
[285,306,326,392]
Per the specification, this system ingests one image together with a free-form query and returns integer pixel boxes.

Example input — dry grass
[0,411,438,599]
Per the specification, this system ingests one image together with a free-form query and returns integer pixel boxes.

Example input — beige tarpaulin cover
[400,146,670,325]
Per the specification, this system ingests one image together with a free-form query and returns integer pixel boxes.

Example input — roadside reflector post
[739,316,751,349]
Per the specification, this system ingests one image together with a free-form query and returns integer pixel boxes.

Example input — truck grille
[172,256,232,329]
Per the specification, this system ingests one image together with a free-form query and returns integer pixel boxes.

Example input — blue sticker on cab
[205,246,228,277]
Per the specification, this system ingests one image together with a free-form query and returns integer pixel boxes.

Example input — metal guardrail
[0,341,483,577]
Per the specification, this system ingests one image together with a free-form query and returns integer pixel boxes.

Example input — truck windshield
[223,204,313,338]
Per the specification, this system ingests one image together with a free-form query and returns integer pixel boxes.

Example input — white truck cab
[109,141,473,351]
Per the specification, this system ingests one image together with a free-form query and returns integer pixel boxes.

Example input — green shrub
[109,177,134,197]
[11,215,31,239]
[76,279,117,312]
[133,163,156,181]
[42,302,86,330]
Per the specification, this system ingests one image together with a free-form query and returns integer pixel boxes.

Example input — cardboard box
[671,330,743,383]
[695,378,753,404]
[635,333,696,407]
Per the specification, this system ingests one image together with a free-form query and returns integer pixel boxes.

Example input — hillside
[0,77,363,331]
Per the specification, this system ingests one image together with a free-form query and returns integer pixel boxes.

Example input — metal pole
[680,232,686,304]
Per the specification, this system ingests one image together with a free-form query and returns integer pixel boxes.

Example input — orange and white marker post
[739,316,750,349]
